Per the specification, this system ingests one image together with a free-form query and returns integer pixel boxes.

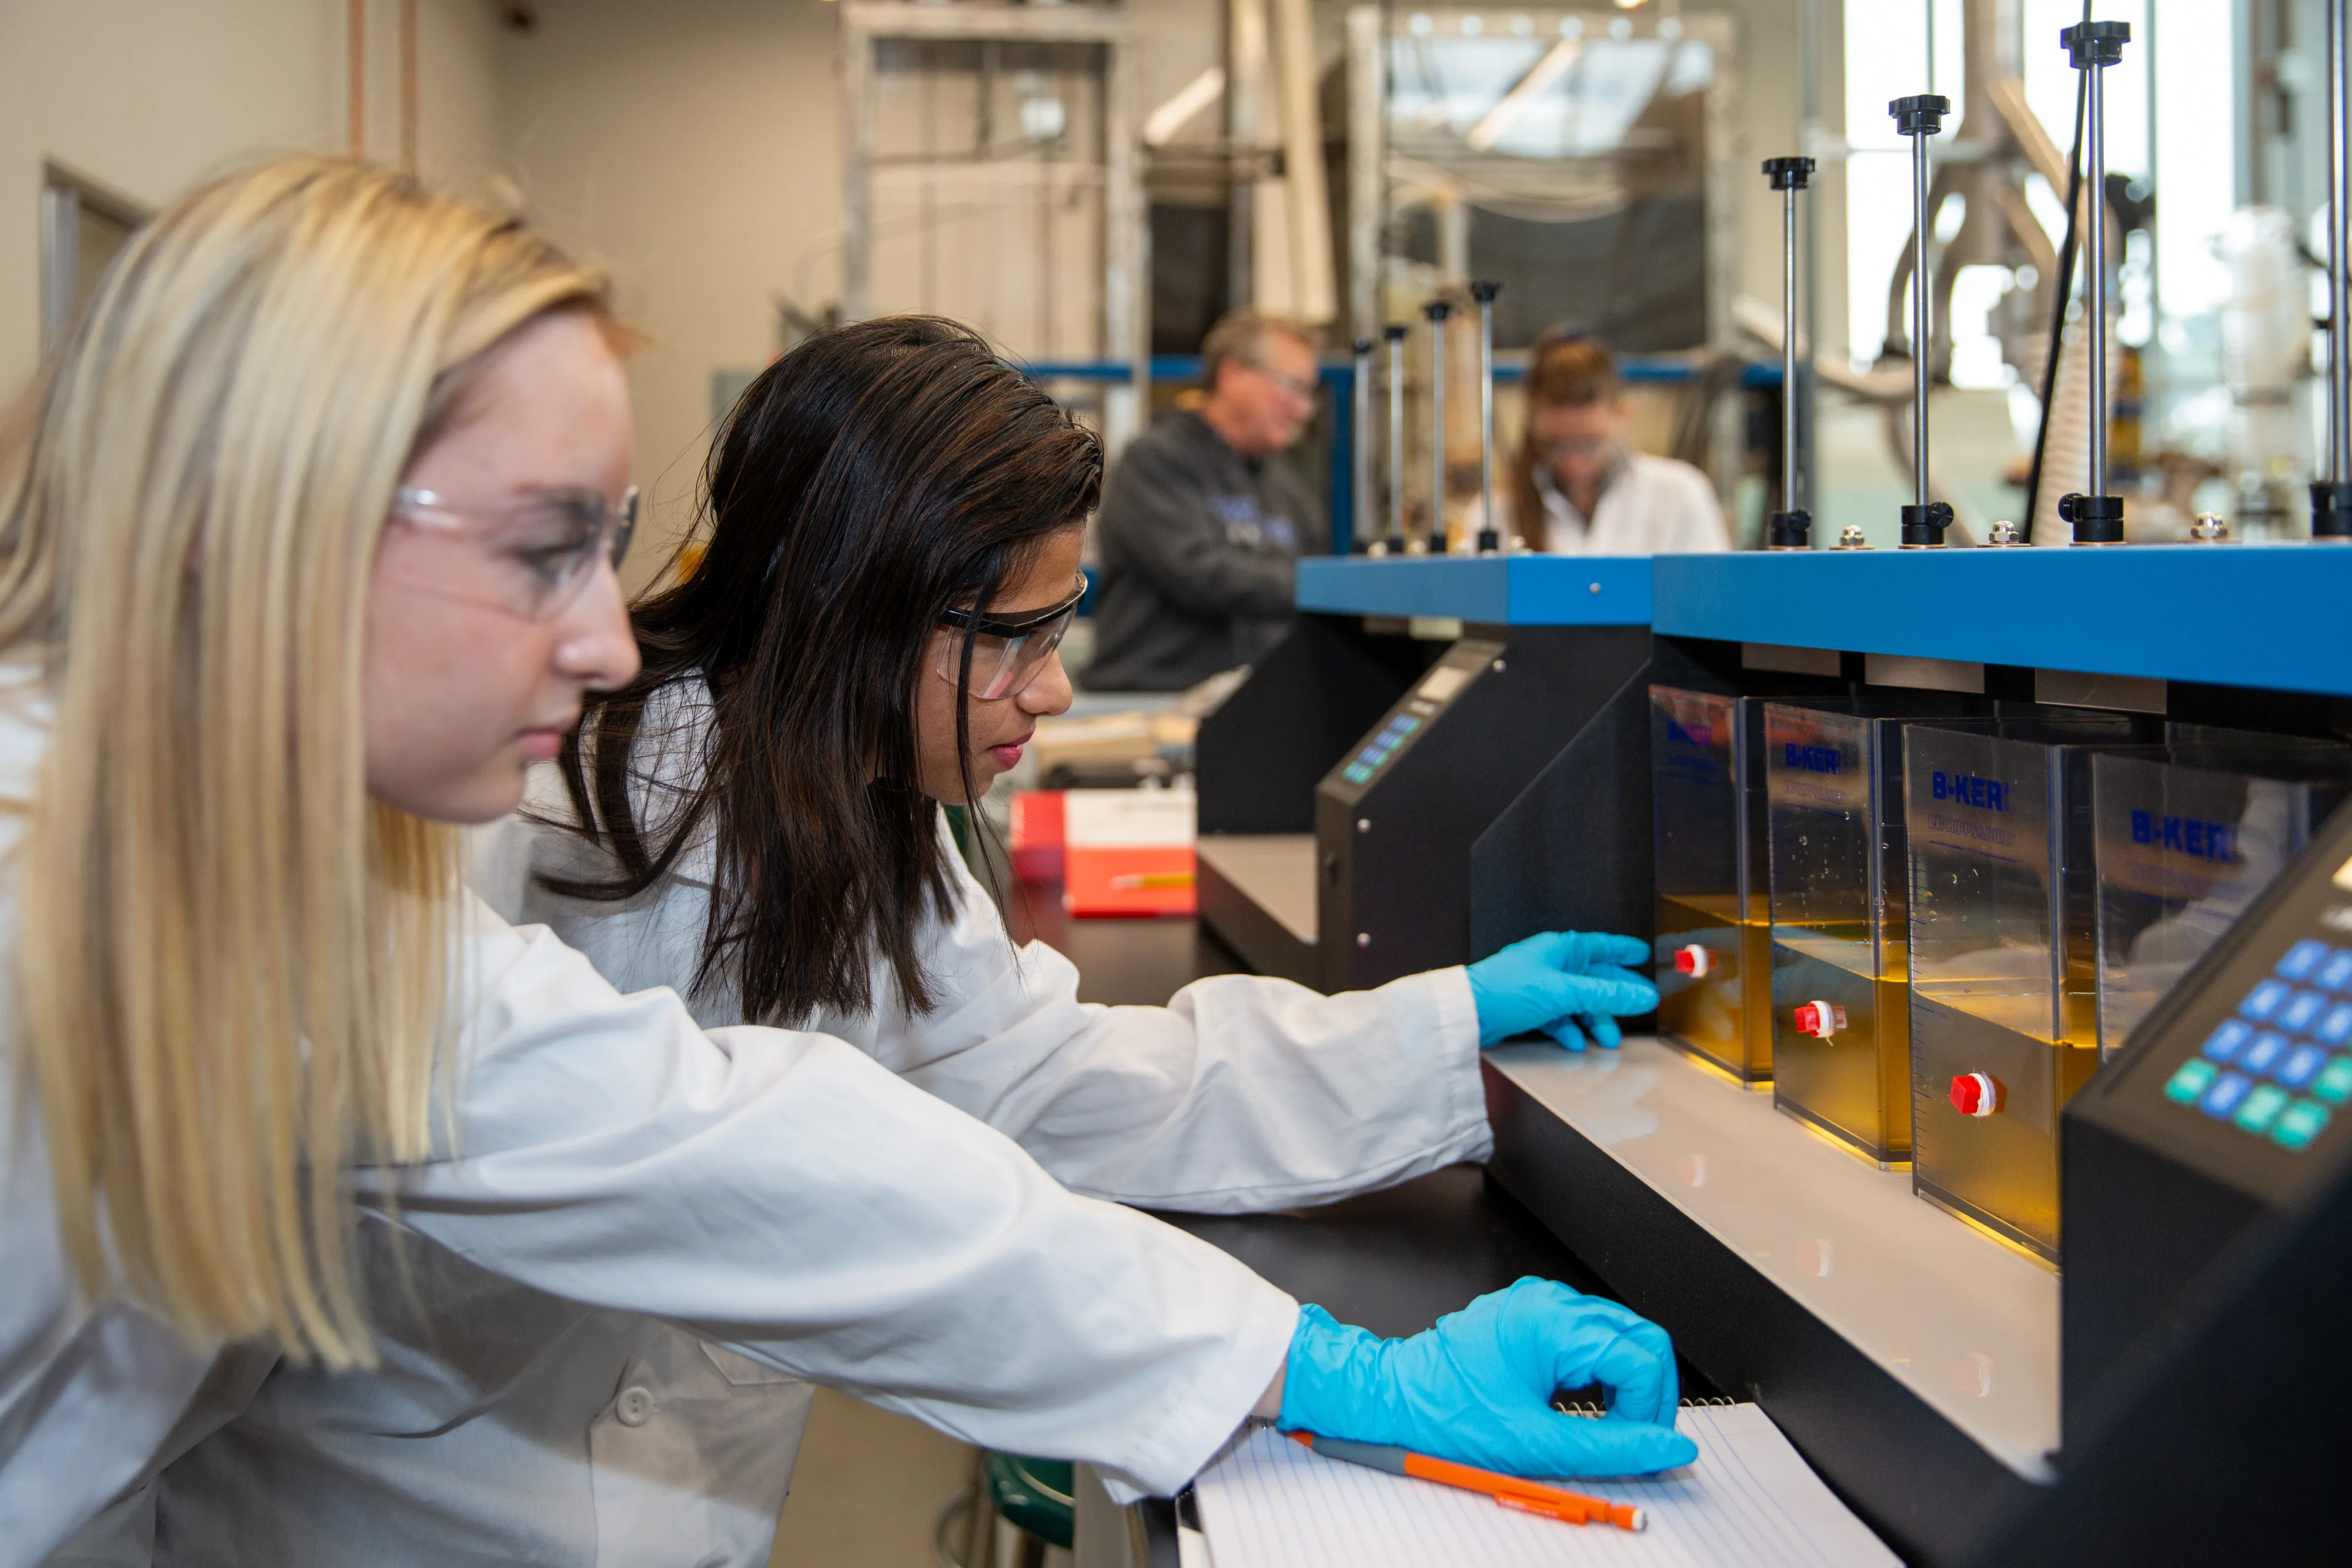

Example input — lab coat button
[614,1386,656,1427]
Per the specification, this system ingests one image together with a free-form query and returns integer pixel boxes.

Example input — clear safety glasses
[389,484,639,621]
[934,573,1086,701]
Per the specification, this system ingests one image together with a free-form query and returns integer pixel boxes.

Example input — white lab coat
[0,662,1318,1568]
[1527,450,1730,555]
[146,676,1491,1566]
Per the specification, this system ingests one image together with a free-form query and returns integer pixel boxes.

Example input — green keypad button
[2313,1054,2352,1106]
[2164,1058,2219,1104]
[2233,1082,2292,1134]
[2272,1098,2332,1151]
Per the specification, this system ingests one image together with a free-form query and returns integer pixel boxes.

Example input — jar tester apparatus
[1889,95,1954,550]
[2317,0,2352,540]
[1351,336,1376,554]
[1763,156,1816,551]
[1418,298,1451,555]
[2055,21,2129,546]
[1470,280,1504,554]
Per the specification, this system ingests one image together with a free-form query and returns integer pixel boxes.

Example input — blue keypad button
[2278,939,2331,980]
[2279,1044,2330,1089]
[2280,990,2330,1032]
[2241,979,2291,1021]
[2164,1058,2219,1104]
[1396,716,1421,734]
[2320,950,2352,992]
[2199,1071,2255,1119]
[1343,764,1371,784]
[2273,1098,2332,1151]
[2317,1004,2352,1047]
[2314,1055,2352,1106]
[2201,1019,2254,1062]
[2242,1031,2291,1076]
[2234,1082,2292,1134]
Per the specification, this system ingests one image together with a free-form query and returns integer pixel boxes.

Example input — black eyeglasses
[935,573,1088,700]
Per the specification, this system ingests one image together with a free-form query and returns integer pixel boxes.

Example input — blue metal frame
[1295,554,1652,626]
[1652,546,2352,699]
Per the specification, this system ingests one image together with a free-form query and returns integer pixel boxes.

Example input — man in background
[1508,329,1729,554]
[1083,310,1325,691]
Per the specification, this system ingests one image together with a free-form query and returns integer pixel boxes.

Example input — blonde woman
[0,159,1692,1567]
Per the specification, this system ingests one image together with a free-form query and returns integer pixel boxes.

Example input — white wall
[497,0,847,586]
[0,0,506,396]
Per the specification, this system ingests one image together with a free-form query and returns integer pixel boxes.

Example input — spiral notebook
[1189,1403,1899,1568]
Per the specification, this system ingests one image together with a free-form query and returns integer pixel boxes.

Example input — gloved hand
[1278,1277,1698,1478]
[1465,931,1657,1050]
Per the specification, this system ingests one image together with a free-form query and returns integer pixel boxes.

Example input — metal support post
[1423,298,1451,554]
[1763,157,1815,550]
[2057,21,2130,544]
[1383,324,1408,553]
[2318,0,2352,537]
[1890,95,1952,547]
[1351,337,1374,554]
[1470,280,1501,554]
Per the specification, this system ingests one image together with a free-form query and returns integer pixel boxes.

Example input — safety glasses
[389,484,638,621]
[935,573,1087,701]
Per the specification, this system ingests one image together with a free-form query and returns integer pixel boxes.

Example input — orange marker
[1285,1430,1646,1532]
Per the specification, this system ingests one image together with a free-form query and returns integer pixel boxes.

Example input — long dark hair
[545,316,1101,1024]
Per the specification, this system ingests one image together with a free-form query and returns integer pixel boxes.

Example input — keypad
[2234,1082,2292,1134]
[2242,1031,2291,1075]
[2175,938,2352,1154]
[2279,990,2329,1032]
[1341,714,1427,789]
[2314,1056,2352,1106]
[2278,938,2331,980]
[2278,1043,2330,1090]
[2201,1019,2253,1064]
[2198,1071,2254,1119]
[2240,979,2291,1021]
[2165,1058,2218,1104]
[2273,1098,2332,1151]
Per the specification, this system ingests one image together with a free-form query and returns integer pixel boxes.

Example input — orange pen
[1285,1430,1647,1532]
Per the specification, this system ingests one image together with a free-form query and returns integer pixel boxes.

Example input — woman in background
[0,159,1692,1568]
[1509,329,1731,555]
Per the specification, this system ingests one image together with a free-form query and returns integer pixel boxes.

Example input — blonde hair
[0,158,609,1368]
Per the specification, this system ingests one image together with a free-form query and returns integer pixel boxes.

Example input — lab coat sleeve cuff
[1095,1296,1301,1505]
[1427,965,1493,1161]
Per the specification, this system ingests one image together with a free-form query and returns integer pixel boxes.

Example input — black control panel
[2064,793,2352,1427]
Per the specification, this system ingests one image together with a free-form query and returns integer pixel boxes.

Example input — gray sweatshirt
[1083,409,1325,691]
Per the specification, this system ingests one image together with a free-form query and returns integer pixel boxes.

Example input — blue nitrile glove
[1465,931,1658,1051]
[1277,1277,1698,1478]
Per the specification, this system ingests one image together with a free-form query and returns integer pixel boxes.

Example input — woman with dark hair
[162,317,1681,1567]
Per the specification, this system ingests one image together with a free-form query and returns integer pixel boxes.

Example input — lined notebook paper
[1191,1405,1898,1568]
